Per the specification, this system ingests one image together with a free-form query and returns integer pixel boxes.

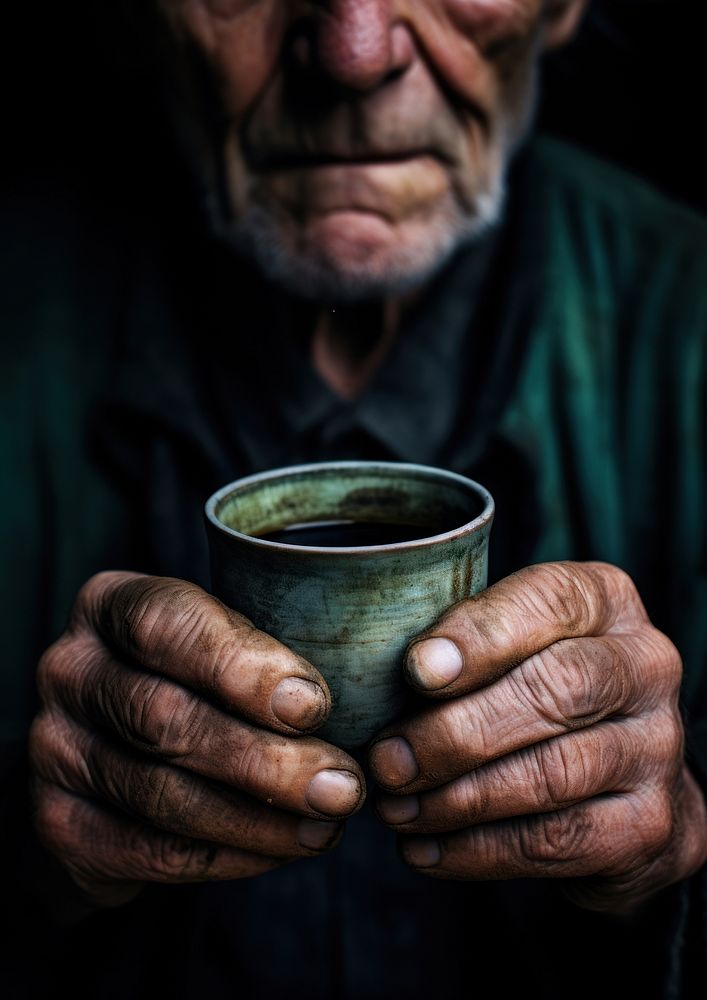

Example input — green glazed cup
[205,461,494,749]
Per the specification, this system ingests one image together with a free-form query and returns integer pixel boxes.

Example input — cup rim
[204,460,494,557]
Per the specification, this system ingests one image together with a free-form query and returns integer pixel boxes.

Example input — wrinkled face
[157,1,583,299]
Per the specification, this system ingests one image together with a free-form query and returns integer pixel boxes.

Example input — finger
[376,718,664,833]
[370,631,676,792]
[563,767,707,912]
[55,571,331,735]
[32,691,365,820]
[34,781,283,897]
[404,561,650,696]
[32,710,344,858]
[398,790,675,881]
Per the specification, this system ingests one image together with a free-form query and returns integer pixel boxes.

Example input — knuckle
[74,571,116,616]
[518,809,590,865]
[161,690,208,759]
[664,713,685,764]
[28,710,55,767]
[104,576,203,661]
[124,761,167,817]
[89,752,132,811]
[232,733,270,791]
[436,700,469,750]
[28,710,93,791]
[592,562,636,601]
[33,785,78,857]
[118,579,175,657]
[600,724,637,784]
[590,562,648,624]
[451,696,496,766]
[520,640,622,729]
[130,764,186,827]
[124,675,165,748]
[647,627,683,693]
[644,709,685,773]
[148,833,218,879]
[36,636,76,704]
[533,647,583,723]
[159,592,220,669]
[636,791,675,859]
[124,675,204,758]
[586,638,629,709]
[521,563,596,635]
[534,737,591,806]
[446,771,485,821]
[116,577,233,691]
[73,571,140,635]
[517,646,587,727]
[208,632,255,696]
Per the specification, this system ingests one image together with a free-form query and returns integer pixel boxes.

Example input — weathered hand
[30,572,365,907]
[370,562,706,911]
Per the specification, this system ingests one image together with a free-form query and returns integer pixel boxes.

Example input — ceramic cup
[205,461,494,749]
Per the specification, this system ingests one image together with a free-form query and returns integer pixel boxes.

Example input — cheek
[198,0,263,16]
[444,0,542,44]
[161,0,263,21]
[161,0,284,119]
[411,0,542,112]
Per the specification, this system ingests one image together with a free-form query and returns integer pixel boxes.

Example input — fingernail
[402,837,441,868]
[306,770,362,816]
[297,819,342,851]
[377,794,420,825]
[271,677,326,730]
[407,638,463,690]
[370,737,419,789]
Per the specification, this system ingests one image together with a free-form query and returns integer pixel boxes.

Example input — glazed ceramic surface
[205,462,494,748]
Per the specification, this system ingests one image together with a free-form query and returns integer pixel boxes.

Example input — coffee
[258,518,456,547]
[206,461,494,746]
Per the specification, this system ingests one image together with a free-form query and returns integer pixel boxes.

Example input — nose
[293,0,413,92]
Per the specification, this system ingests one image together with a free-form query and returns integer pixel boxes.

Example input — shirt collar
[350,230,501,464]
[224,222,503,472]
[96,139,545,486]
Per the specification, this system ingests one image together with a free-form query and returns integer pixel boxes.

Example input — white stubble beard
[206,46,540,303]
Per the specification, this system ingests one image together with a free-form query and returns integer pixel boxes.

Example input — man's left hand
[369,562,707,911]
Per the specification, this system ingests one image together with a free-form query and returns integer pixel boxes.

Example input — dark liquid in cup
[258,518,456,547]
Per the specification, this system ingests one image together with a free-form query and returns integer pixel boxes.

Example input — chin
[223,181,505,303]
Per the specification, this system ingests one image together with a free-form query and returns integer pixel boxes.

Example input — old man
[2,1,706,997]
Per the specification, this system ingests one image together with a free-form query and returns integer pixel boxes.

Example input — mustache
[241,96,485,172]
[247,147,450,171]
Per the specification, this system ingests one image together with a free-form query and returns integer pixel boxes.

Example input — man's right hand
[29,572,365,907]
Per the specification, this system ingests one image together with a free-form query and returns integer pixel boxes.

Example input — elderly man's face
[158,1,584,299]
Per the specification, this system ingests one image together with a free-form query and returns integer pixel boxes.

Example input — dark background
[1,0,704,212]
[542,0,703,210]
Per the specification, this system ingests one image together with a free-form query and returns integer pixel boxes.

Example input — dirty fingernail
[407,638,463,690]
[272,677,327,730]
[306,770,362,816]
[402,837,441,868]
[298,819,342,851]
[370,737,419,788]
[377,794,420,825]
